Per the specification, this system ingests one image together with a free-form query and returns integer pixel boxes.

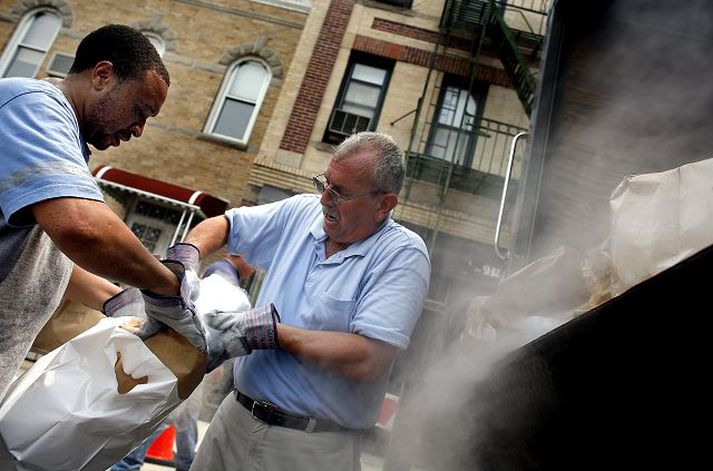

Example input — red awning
[92,165,229,218]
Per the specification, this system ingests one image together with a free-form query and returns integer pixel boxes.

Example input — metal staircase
[489,8,538,115]
[441,0,547,118]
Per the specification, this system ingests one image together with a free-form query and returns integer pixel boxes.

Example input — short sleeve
[0,89,103,226]
[226,195,311,270]
[352,246,431,350]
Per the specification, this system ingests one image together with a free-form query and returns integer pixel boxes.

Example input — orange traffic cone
[146,424,176,462]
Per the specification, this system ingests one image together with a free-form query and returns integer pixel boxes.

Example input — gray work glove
[202,303,281,372]
[102,287,146,320]
[165,243,201,302]
[138,260,209,353]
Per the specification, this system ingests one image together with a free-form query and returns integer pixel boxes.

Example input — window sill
[197,132,249,151]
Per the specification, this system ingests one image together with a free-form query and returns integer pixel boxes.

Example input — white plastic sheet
[0,317,180,471]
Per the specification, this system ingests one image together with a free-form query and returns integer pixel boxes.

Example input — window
[0,9,62,78]
[251,0,312,12]
[325,53,393,144]
[46,52,73,77]
[426,76,488,167]
[125,199,184,255]
[205,58,271,145]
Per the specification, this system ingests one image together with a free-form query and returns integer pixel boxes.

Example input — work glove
[102,287,146,319]
[138,260,209,353]
[201,303,281,372]
[165,243,201,303]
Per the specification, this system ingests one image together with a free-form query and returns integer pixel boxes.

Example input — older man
[185,131,431,471]
[0,25,204,400]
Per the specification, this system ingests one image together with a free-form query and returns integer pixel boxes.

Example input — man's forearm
[33,198,178,295]
[184,215,230,259]
[63,265,121,311]
[277,324,397,382]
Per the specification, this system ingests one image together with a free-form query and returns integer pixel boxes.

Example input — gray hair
[333,131,405,194]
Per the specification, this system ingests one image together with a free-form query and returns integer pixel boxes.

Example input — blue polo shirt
[226,194,430,428]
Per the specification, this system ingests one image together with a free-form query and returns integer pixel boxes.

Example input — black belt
[235,390,348,433]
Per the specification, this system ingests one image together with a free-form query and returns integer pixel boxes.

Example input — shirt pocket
[302,292,355,332]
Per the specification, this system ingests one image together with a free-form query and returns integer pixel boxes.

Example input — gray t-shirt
[0,77,102,399]
[0,216,31,284]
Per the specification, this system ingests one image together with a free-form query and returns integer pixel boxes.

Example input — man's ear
[90,61,115,91]
[376,193,398,221]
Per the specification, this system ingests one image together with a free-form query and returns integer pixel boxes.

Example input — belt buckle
[250,399,260,419]
[251,399,272,420]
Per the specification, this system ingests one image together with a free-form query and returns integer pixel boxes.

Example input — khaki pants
[190,393,362,471]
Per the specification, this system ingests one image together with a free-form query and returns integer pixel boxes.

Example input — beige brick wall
[376,62,428,151]
[258,1,330,168]
[348,1,442,52]
[502,0,550,36]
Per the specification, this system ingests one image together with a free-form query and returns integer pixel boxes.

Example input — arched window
[205,58,271,145]
[142,32,165,58]
[0,9,62,78]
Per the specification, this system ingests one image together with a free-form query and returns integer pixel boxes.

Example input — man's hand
[138,261,208,352]
[165,243,200,302]
[201,303,281,371]
[102,287,146,319]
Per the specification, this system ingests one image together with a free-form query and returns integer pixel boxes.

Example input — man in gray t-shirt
[0,25,202,400]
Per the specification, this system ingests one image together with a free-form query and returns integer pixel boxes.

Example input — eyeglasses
[312,173,381,206]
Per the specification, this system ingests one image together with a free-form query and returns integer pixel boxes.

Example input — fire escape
[383,4,552,471]
[400,0,549,255]
[383,4,550,467]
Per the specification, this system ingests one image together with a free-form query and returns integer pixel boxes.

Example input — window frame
[124,197,200,256]
[426,75,489,168]
[46,51,74,78]
[372,0,413,8]
[0,8,62,78]
[323,51,394,145]
[204,57,272,146]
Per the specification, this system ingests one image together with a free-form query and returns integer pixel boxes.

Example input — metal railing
[504,0,552,15]
[440,0,491,32]
[442,0,550,36]
[406,117,527,196]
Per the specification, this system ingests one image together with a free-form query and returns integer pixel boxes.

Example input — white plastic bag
[609,157,713,294]
[0,271,252,471]
[0,317,181,471]
[194,272,251,314]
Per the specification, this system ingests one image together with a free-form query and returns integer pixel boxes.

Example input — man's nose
[320,189,336,207]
